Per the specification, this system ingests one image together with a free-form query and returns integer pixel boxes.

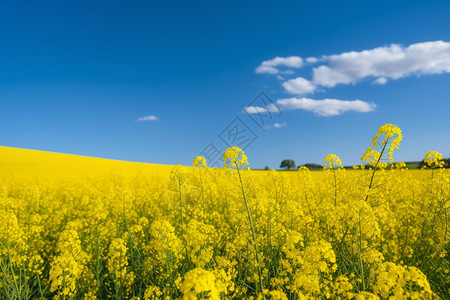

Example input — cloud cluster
[277,98,376,116]
[137,115,158,121]
[253,41,450,117]
[244,98,375,117]
[258,40,450,95]
[255,56,303,74]
[283,77,316,94]
[243,104,280,114]
[313,40,450,88]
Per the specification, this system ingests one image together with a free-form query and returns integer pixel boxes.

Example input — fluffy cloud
[255,56,303,74]
[306,57,319,63]
[277,98,376,116]
[373,77,387,85]
[245,98,375,117]
[256,41,450,94]
[312,40,450,87]
[283,77,316,94]
[137,115,158,121]
[273,122,286,128]
[243,104,280,114]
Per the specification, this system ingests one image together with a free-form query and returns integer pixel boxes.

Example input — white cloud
[244,97,375,117]
[137,115,158,121]
[312,40,450,87]
[273,122,286,128]
[312,65,354,87]
[306,57,319,63]
[282,77,316,94]
[243,104,280,114]
[277,97,376,116]
[373,77,387,85]
[243,106,268,114]
[254,41,450,115]
[257,41,450,94]
[255,56,303,74]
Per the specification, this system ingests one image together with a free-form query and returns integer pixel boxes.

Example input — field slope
[0,146,173,179]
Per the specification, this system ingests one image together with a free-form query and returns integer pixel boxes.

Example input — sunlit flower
[223,147,248,169]
[192,156,208,167]
[423,151,445,168]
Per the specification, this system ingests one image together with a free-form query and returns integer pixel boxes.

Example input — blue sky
[1,0,449,168]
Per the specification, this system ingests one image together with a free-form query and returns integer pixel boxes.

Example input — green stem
[178,179,183,229]
[364,140,388,202]
[199,168,205,215]
[236,166,264,295]
[333,168,337,206]
[358,209,365,291]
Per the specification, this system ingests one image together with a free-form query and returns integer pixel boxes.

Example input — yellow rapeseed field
[0,124,449,299]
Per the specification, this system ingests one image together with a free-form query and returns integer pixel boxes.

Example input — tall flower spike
[424,151,445,168]
[192,156,208,167]
[323,154,343,169]
[362,123,402,167]
[223,147,248,169]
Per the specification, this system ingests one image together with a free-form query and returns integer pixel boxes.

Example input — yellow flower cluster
[49,230,88,298]
[107,238,135,296]
[373,262,434,299]
[362,123,402,166]
[323,154,343,169]
[192,156,208,168]
[424,151,445,169]
[180,268,231,299]
[223,147,248,169]
[0,124,448,299]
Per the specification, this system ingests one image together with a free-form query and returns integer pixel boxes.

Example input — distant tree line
[301,163,322,169]
[276,158,450,170]
[279,159,322,170]
[418,157,450,169]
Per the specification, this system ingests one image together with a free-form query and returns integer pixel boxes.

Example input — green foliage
[280,159,296,170]
[301,163,322,169]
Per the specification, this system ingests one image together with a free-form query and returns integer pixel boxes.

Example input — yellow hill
[0,146,174,179]
[0,146,427,183]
